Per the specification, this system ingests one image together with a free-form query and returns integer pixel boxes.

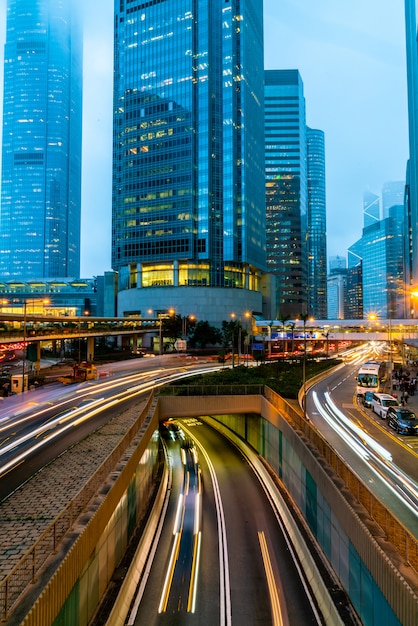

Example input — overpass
[1,314,418,374]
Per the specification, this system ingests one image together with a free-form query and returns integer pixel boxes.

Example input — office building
[382,180,405,219]
[265,69,307,318]
[0,0,83,280]
[327,256,347,319]
[112,1,265,325]
[363,190,380,228]
[405,0,418,289]
[307,127,327,318]
[345,263,363,319]
[347,207,405,318]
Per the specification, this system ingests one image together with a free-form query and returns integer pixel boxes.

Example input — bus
[356,361,387,396]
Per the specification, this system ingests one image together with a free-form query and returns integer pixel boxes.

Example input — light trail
[312,391,418,515]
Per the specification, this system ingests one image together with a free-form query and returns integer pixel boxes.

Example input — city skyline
[0,1,409,277]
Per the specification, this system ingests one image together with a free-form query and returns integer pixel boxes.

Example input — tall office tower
[382,180,405,219]
[306,127,327,318]
[112,1,265,324]
[345,263,363,319]
[265,70,307,319]
[327,270,347,320]
[405,0,418,290]
[363,190,380,228]
[348,208,405,319]
[0,0,82,280]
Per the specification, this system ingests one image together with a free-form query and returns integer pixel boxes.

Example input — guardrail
[159,384,264,396]
[264,386,418,575]
[0,393,155,622]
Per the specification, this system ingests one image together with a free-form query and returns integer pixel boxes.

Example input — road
[0,357,220,500]
[305,350,418,535]
[128,419,324,626]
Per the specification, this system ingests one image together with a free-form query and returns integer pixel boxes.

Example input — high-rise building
[112,1,266,325]
[363,190,380,228]
[0,0,83,280]
[306,127,327,318]
[382,180,405,219]
[265,69,307,318]
[347,207,405,319]
[405,0,418,291]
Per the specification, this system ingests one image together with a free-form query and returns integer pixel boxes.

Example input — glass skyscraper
[307,127,327,319]
[265,69,307,318]
[112,0,265,323]
[405,0,418,291]
[0,0,82,281]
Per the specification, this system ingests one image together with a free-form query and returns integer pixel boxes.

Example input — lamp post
[299,313,309,419]
[21,300,27,393]
[230,313,236,368]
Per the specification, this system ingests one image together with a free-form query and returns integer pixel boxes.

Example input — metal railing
[158,384,264,396]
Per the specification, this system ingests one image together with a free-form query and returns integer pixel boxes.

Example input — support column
[87,337,95,362]
[34,343,42,374]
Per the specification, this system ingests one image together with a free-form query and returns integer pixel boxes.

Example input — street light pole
[299,313,309,419]
[159,314,162,356]
[22,300,27,393]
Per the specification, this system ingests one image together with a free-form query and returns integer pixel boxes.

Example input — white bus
[356,361,387,396]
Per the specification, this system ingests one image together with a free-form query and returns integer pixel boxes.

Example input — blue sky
[0,1,410,277]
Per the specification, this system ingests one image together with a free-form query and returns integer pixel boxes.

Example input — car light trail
[182,424,232,626]
[258,531,284,626]
[312,391,418,515]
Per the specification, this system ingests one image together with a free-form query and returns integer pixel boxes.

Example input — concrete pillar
[87,337,95,362]
[34,342,41,374]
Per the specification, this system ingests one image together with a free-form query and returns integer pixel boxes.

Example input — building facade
[112,0,266,325]
[0,0,83,280]
[405,0,418,290]
[306,127,327,318]
[265,69,307,318]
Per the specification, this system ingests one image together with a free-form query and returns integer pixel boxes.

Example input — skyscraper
[307,127,327,318]
[363,190,380,228]
[112,1,266,324]
[265,69,307,318]
[0,0,83,280]
[404,0,418,291]
[382,180,405,219]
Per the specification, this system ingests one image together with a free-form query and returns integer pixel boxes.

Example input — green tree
[188,321,222,349]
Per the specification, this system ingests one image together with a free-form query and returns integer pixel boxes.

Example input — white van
[371,393,399,419]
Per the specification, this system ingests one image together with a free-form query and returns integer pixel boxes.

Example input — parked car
[363,391,373,408]
[386,407,418,435]
[370,393,399,419]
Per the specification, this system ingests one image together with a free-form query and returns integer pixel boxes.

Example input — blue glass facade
[0,0,82,280]
[404,0,418,289]
[112,0,265,315]
[307,128,327,318]
[265,69,308,318]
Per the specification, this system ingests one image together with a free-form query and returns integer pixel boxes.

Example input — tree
[188,321,222,349]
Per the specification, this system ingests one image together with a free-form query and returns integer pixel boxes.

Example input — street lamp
[298,313,310,419]
[230,313,236,368]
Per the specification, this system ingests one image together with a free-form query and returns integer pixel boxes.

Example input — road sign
[174,339,187,351]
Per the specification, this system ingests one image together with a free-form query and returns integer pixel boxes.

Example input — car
[362,391,374,408]
[370,393,399,419]
[386,406,418,435]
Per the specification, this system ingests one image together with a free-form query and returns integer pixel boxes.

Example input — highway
[0,358,220,500]
[127,419,324,626]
